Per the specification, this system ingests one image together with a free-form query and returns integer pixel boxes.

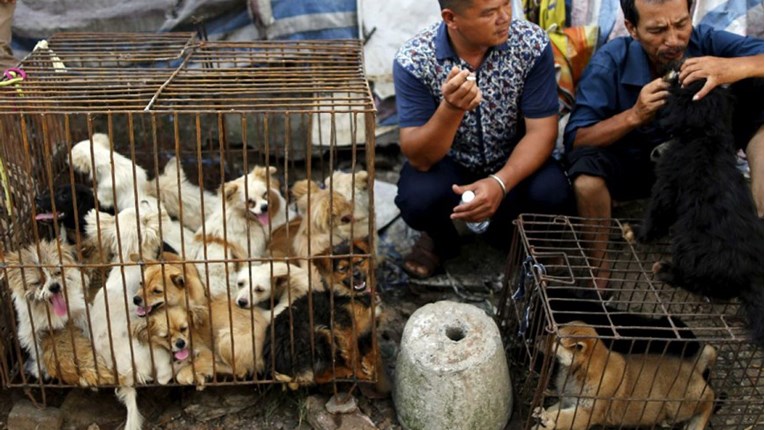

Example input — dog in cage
[637,73,764,343]
[233,261,314,315]
[151,156,220,232]
[262,237,380,390]
[69,133,153,213]
[133,252,208,318]
[1,239,113,384]
[191,165,288,297]
[532,321,716,430]
[35,183,106,246]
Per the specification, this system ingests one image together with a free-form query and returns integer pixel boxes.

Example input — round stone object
[393,300,512,430]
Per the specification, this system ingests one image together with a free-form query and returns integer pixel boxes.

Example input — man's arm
[680,54,764,100]
[571,77,669,149]
[451,114,557,222]
[399,66,482,171]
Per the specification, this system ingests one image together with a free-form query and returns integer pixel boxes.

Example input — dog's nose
[175,339,186,350]
[133,296,143,306]
[48,283,61,294]
[260,203,268,213]
[237,298,249,308]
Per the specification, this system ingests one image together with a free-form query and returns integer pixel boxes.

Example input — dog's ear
[355,170,369,190]
[312,253,334,278]
[170,272,185,288]
[132,318,151,343]
[291,179,320,201]
[128,253,141,263]
[223,181,239,203]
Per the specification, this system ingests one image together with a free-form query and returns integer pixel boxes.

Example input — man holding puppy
[564,0,763,290]
[393,0,572,279]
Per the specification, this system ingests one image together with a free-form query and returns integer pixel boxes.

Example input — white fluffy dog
[69,133,152,212]
[192,165,286,297]
[84,200,195,262]
[2,240,89,379]
[150,156,220,232]
[234,262,313,316]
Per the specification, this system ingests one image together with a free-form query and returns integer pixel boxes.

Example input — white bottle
[460,190,489,234]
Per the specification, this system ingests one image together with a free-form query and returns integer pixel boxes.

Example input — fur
[191,166,286,297]
[2,240,89,379]
[150,156,220,232]
[35,183,105,245]
[133,252,208,318]
[209,297,269,378]
[638,77,764,343]
[532,322,715,430]
[69,133,152,212]
[233,261,314,316]
[262,239,380,390]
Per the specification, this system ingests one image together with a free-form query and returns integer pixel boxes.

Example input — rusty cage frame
[0,32,380,395]
[498,214,763,429]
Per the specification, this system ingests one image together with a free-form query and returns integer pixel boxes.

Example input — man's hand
[679,56,734,101]
[450,179,503,222]
[628,77,669,126]
[441,66,482,111]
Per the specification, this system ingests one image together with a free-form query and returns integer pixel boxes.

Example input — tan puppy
[133,305,227,389]
[40,323,117,386]
[323,170,370,236]
[291,179,357,259]
[209,297,269,378]
[133,252,208,318]
[532,322,715,430]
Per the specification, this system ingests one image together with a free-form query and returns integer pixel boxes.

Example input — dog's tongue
[174,348,190,361]
[135,306,148,317]
[51,293,68,317]
[35,212,57,221]
[256,212,270,226]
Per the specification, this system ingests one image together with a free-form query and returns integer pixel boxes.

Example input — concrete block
[394,301,512,430]
[8,399,63,430]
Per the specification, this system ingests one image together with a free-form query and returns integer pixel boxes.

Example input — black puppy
[35,183,103,243]
[638,77,763,343]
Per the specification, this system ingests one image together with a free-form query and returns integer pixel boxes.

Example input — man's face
[448,0,512,48]
[626,0,692,69]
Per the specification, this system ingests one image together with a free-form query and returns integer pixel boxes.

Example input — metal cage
[498,214,763,429]
[0,33,380,396]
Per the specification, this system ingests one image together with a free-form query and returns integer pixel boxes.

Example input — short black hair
[439,0,472,12]
[620,0,693,25]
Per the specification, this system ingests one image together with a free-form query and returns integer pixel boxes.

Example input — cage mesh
[499,214,763,429]
[0,33,380,398]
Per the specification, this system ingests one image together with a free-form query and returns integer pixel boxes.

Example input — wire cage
[0,32,381,401]
[498,214,763,430]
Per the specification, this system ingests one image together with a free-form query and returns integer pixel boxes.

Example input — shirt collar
[622,38,653,87]
[435,21,511,62]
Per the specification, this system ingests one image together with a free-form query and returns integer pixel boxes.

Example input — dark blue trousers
[395,156,573,257]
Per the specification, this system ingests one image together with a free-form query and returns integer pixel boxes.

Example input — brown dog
[133,252,207,317]
[532,322,715,430]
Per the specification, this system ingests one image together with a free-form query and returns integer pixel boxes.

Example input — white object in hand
[466,73,476,82]
[460,190,489,234]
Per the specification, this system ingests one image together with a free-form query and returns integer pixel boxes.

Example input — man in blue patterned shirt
[393,0,573,278]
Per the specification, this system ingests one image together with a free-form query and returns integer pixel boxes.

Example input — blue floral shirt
[393,20,558,174]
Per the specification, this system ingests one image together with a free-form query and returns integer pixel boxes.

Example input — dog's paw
[621,223,636,244]
[531,407,556,429]
[176,367,195,385]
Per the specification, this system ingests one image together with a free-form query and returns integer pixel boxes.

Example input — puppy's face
[314,238,371,295]
[3,240,87,319]
[234,262,291,308]
[300,189,355,235]
[555,324,599,367]
[222,166,282,227]
[139,306,204,363]
[134,261,186,317]
[35,184,96,230]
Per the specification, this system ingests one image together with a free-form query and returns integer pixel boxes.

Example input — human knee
[572,174,607,199]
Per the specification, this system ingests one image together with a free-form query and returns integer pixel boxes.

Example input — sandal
[402,233,443,279]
